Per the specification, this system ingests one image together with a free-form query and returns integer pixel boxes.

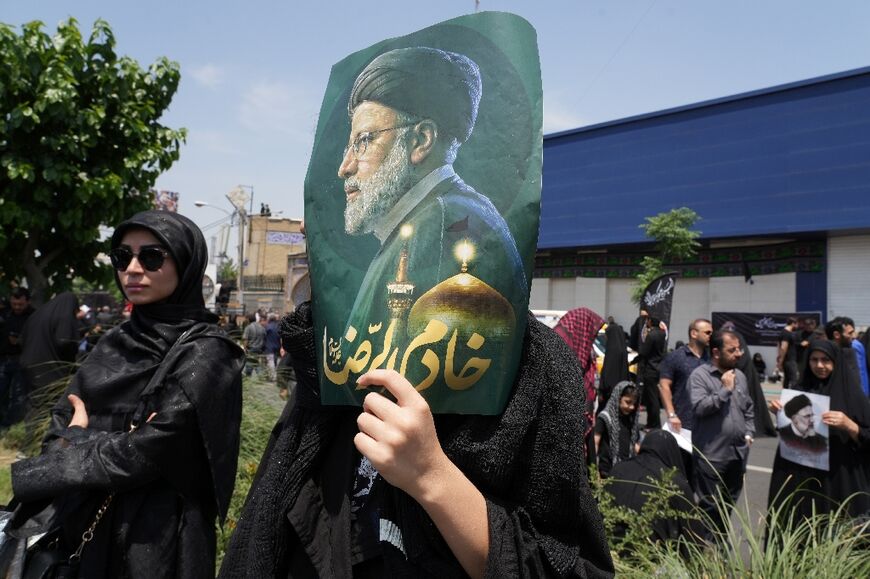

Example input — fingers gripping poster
[305,12,542,414]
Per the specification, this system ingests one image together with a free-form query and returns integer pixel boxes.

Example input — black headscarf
[111,210,215,331]
[732,331,776,437]
[607,429,696,544]
[768,339,870,520]
[19,292,81,392]
[600,323,629,402]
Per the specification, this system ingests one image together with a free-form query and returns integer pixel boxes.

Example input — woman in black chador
[767,340,870,525]
[4,211,245,578]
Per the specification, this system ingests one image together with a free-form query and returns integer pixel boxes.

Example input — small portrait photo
[777,388,830,471]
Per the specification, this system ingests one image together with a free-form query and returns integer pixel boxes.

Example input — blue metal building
[532,66,870,344]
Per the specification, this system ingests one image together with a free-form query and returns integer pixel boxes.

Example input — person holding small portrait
[777,393,827,454]
[767,340,870,524]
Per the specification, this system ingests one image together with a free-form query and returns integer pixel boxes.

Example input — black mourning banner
[711,312,823,347]
[641,273,676,329]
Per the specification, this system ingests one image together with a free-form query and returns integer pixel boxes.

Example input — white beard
[344,133,417,235]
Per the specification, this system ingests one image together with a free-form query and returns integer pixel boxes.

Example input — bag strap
[66,327,196,565]
[67,493,113,565]
[129,327,195,432]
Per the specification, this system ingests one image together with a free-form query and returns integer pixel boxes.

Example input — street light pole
[226,185,253,314]
[195,193,249,314]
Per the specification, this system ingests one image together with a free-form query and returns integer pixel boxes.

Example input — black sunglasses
[109,246,169,272]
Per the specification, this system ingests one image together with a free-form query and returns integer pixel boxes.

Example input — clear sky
[4,1,870,250]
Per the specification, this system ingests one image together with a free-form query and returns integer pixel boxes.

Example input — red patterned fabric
[554,308,605,441]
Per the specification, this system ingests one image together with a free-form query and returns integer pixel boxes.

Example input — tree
[0,18,186,303]
[217,259,239,286]
[631,207,701,304]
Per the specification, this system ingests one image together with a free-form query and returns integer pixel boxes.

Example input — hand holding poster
[305,13,542,414]
[776,388,830,471]
[640,272,676,331]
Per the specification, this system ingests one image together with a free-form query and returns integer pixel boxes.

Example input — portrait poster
[777,388,830,471]
[304,12,543,414]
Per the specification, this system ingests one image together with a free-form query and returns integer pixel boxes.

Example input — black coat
[6,211,245,579]
[19,292,81,393]
[606,430,697,545]
[600,323,629,402]
[768,340,870,523]
[219,307,614,579]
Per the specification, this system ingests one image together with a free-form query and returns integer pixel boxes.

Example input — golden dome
[408,272,515,339]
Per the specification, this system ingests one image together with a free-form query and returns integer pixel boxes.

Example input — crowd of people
[4,260,868,576]
[555,308,870,551]
[0,42,867,579]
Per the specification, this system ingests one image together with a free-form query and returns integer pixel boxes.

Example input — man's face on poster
[338,101,418,235]
[791,404,816,437]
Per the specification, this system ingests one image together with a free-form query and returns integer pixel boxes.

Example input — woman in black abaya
[4,211,245,578]
[606,429,697,545]
[17,292,81,424]
[767,340,870,525]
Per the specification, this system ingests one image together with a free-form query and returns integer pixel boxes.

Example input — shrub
[592,467,870,577]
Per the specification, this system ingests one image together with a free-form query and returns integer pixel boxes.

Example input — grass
[216,373,285,566]
[593,468,870,578]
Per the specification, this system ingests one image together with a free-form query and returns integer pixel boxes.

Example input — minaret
[386,224,415,341]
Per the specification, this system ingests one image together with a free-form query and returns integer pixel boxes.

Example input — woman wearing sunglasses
[4,210,245,578]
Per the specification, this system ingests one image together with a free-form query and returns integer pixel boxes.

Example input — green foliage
[216,374,285,568]
[0,18,186,301]
[592,466,700,567]
[640,207,702,261]
[218,259,239,285]
[72,276,124,303]
[593,465,870,577]
[632,207,701,304]
[0,461,11,506]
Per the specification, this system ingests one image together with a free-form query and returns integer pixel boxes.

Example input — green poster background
[305,12,542,414]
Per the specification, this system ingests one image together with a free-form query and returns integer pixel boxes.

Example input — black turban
[348,46,482,143]
[784,393,812,418]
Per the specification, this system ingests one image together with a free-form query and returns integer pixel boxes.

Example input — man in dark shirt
[776,317,799,388]
[0,288,35,426]
[264,313,281,381]
[638,316,667,429]
[658,318,712,432]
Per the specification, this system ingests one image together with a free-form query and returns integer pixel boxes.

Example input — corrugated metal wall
[539,68,870,249]
[827,235,870,326]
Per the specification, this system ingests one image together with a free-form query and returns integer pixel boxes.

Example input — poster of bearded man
[777,389,830,471]
[305,12,542,414]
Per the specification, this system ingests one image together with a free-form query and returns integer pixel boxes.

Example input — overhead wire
[574,0,658,108]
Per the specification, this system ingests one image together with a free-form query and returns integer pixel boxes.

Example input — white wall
[828,235,870,327]
[709,272,796,374]
[710,272,795,314]
[529,277,607,315]
[529,278,550,310]
[604,278,636,330]
[668,278,711,347]
[530,272,797,374]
